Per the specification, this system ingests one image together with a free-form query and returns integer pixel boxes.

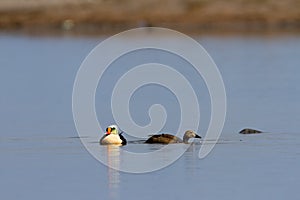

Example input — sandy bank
[1,0,300,34]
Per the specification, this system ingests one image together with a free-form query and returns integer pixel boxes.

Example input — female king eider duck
[145,130,201,144]
[100,125,127,145]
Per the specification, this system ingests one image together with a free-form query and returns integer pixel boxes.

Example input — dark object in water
[239,128,262,134]
[145,130,201,144]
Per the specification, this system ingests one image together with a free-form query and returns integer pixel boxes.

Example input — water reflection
[105,145,121,200]
[184,144,201,177]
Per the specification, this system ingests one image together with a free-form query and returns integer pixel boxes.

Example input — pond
[0,31,299,200]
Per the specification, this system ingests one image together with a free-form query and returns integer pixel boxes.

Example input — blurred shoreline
[1,0,300,35]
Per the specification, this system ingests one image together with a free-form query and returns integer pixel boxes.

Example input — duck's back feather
[145,134,182,144]
[119,133,127,145]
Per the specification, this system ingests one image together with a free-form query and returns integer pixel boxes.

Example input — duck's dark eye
[111,127,115,131]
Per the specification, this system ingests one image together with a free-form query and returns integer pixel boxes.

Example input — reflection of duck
[106,145,120,200]
[100,125,127,145]
[145,130,201,144]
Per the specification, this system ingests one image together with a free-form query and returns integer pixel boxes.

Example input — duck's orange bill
[106,127,111,134]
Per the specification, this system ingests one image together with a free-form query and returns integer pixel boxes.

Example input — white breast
[100,134,123,145]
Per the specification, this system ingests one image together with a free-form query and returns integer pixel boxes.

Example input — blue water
[0,32,300,199]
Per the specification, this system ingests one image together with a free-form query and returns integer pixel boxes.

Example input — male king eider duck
[100,125,127,145]
[145,130,201,144]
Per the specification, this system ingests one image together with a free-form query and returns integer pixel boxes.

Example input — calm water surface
[0,32,300,200]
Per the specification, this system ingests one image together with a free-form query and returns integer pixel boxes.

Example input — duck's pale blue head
[106,124,119,135]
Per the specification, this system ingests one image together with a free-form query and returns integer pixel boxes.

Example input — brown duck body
[239,128,262,134]
[145,130,201,144]
[145,134,183,144]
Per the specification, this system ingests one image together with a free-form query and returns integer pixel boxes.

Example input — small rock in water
[239,128,262,134]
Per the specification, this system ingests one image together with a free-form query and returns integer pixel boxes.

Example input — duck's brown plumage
[145,134,183,144]
[239,128,262,134]
[145,130,202,144]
